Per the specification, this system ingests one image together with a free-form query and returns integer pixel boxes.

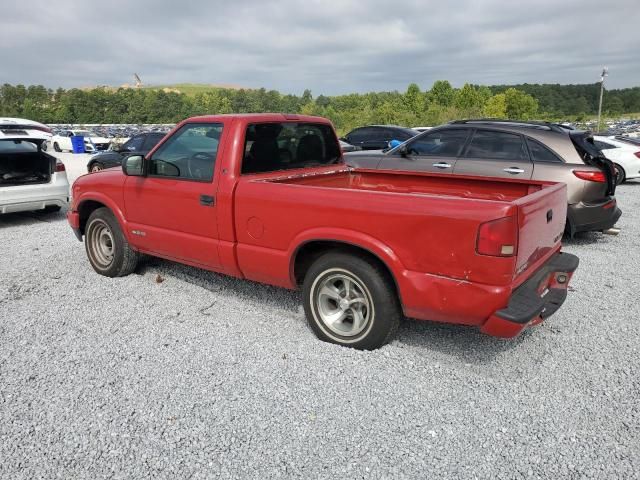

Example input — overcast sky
[1,0,638,95]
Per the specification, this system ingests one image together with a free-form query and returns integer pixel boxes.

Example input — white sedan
[0,133,69,214]
[0,117,53,150]
[593,135,640,184]
[51,129,111,153]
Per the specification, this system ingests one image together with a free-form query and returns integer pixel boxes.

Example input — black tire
[43,205,61,213]
[302,251,401,350]
[53,142,61,152]
[614,164,626,185]
[89,162,104,173]
[85,207,139,277]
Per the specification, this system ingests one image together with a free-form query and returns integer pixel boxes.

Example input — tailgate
[513,182,567,281]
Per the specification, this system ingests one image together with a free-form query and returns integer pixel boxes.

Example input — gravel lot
[1,153,638,479]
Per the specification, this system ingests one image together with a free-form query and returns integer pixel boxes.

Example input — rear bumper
[567,198,621,235]
[0,178,69,214]
[480,252,579,338]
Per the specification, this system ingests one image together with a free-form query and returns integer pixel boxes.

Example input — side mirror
[122,155,144,176]
[388,139,403,149]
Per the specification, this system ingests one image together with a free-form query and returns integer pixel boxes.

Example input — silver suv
[345,119,621,236]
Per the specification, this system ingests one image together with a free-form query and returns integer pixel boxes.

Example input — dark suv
[342,125,417,151]
[87,132,166,172]
[346,119,621,236]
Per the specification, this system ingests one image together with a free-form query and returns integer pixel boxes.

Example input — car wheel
[42,142,48,152]
[302,251,401,350]
[85,207,139,277]
[90,163,104,173]
[614,164,626,185]
[43,205,61,213]
[53,142,61,152]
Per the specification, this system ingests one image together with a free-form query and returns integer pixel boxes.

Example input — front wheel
[89,162,104,173]
[302,251,401,349]
[85,207,139,277]
[53,142,61,152]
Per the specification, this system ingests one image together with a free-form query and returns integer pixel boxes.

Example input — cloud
[0,0,638,94]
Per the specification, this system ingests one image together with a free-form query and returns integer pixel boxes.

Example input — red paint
[68,114,576,337]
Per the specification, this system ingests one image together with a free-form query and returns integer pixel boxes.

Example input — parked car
[346,119,621,237]
[341,125,418,150]
[613,135,640,147]
[51,130,110,153]
[339,139,361,153]
[0,118,53,151]
[68,114,578,349]
[1,133,68,214]
[592,136,640,184]
[87,132,166,172]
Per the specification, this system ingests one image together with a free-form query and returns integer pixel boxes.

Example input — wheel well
[77,200,107,234]
[293,241,399,293]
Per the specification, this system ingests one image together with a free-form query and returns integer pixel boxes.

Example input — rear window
[526,138,563,163]
[241,122,340,174]
[0,140,38,153]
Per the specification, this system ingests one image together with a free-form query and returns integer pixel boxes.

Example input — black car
[341,125,418,151]
[87,132,166,172]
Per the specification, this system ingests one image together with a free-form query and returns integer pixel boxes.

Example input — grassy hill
[142,83,247,96]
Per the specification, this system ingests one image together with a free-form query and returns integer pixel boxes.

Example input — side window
[526,138,563,163]
[148,123,222,181]
[242,122,340,174]
[464,130,528,160]
[125,135,145,151]
[346,128,364,143]
[403,128,470,156]
[143,134,164,150]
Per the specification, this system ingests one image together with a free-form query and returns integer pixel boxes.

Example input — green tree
[484,94,507,118]
[429,80,455,107]
[503,88,538,119]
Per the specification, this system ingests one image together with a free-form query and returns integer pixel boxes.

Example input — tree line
[1,81,638,135]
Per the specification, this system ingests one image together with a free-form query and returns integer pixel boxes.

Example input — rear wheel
[302,251,401,350]
[53,142,61,152]
[85,207,138,277]
[614,164,626,185]
[90,162,104,173]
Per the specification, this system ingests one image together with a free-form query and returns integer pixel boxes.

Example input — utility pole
[597,67,608,133]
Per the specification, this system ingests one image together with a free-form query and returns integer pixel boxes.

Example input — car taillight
[573,170,605,182]
[55,160,66,172]
[634,151,640,159]
[476,216,518,257]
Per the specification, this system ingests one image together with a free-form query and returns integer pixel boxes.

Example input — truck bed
[269,168,543,202]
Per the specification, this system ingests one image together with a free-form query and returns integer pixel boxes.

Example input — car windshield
[0,139,39,153]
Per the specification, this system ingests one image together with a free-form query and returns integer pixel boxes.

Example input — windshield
[0,139,39,153]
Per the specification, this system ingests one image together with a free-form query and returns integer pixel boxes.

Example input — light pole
[597,67,608,133]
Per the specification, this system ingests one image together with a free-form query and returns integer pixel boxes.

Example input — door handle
[432,162,452,169]
[200,194,215,206]
[503,167,525,174]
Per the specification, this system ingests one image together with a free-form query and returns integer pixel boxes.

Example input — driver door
[123,122,225,270]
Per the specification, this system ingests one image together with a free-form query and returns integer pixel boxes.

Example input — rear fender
[288,227,405,289]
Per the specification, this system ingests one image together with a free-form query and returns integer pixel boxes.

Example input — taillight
[477,216,518,257]
[634,152,640,159]
[573,170,605,182]
[55,160,65,172]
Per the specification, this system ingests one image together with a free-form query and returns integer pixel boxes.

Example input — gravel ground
[1,155,638,479]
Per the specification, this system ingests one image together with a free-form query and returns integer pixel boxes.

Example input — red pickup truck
[68,114,578,349]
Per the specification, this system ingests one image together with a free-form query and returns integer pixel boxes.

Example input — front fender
[74,192,131,242]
